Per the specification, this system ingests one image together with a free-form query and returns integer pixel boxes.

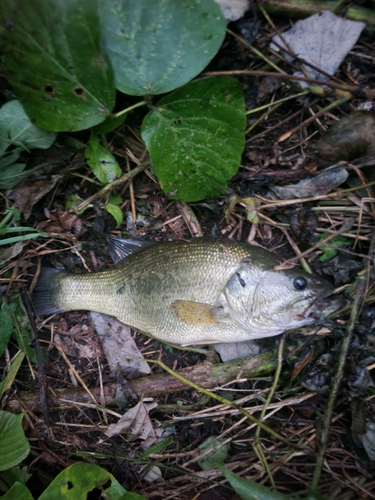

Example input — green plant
[0,420,147,499]
[0,101,56,190]
[0,0,246,203]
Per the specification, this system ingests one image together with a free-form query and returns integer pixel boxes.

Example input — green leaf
[0,0,115,132]
[0,301,14,358]
[218,465,301,500]
[85,142,122,184]
[100,0,226,95]
[0,465,32,491]
[141,76,246,202]
[106,203,123,226]
[121,493,147,500]
[0,164,27,190]
[0,481,33,500]
[0,232,47,247]
[0,412,30,472]
[10,297,46,365]
[0,149,22,168]
[138,435,174,459]
[38,462,128,500]
[0,352,25,401]
[197,436,229,471]
[95,113,128,134]
[0,101,56,154]
[109,194,123,206]
[318,233,352,262]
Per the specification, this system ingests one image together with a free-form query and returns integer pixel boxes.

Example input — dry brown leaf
[90,312,151,378]
[105,400,161,448]
[7,175,61,219]
[37,208,83,238]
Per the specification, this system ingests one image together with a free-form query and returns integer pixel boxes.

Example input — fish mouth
[302,293,343,320]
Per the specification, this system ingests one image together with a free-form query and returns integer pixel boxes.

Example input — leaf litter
[1,3,375,500]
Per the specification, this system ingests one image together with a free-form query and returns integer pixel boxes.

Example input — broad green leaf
[38,462,128,500]
[0,481,33,500]
[0,149,22,168]
[0,0,115,132]
[106,203,123,226]
[141,76,246,202]
[218,465,301,500]
[85,142,122,184]
[0,101,56,154]
[99,0,226,95]
[0,412,30,472]
[0,164,27,190]
[0,301,14,358]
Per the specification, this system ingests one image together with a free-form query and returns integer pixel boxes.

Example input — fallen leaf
[271,11,365,85]
[272,167,348,199]
[0,241,25,266]
[36,209,83,238]
[214,0,249,21]
[90,312,150,378]
[7,175,61,219]
[105,400,161,448]
[214,340,260,362]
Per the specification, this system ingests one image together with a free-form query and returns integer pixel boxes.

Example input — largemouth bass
[32,238,340,345]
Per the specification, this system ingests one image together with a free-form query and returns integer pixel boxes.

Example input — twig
[278,96,349,142]
[21,288,51,432]
[253,335,287,486]
[6,352,277,414]
[204,70,373,100]
[311,275,368,490]
[147,358,303,450]
[70,164,147,214]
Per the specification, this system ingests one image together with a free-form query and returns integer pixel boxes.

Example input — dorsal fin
[107,237,155,264]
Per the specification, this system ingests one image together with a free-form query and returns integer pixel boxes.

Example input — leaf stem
[112,100,147,119]
[245,91,309,115]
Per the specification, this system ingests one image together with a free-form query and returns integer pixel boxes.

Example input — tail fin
[32,268,66,316]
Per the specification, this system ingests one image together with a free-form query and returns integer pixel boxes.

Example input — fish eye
[293,276,307,291]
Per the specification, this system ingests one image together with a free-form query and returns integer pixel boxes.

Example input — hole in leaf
[4,20,15,31]
[44,85,53,94]
[173,118,181,125]
[74,86,84,95]
[102,479,112,489]
[87,488,102,499]
[67,481,73,490]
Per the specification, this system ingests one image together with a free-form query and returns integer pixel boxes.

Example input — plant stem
[148,358,302,450]
[112,100,147,119]
[311,275,367,490]
[70,164,147,214]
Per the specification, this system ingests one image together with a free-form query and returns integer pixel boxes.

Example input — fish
[32,237,341,345]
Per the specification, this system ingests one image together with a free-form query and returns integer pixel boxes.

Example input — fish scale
[32,238,341,345]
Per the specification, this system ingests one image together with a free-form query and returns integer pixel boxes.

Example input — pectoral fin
[171,300,219,325]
